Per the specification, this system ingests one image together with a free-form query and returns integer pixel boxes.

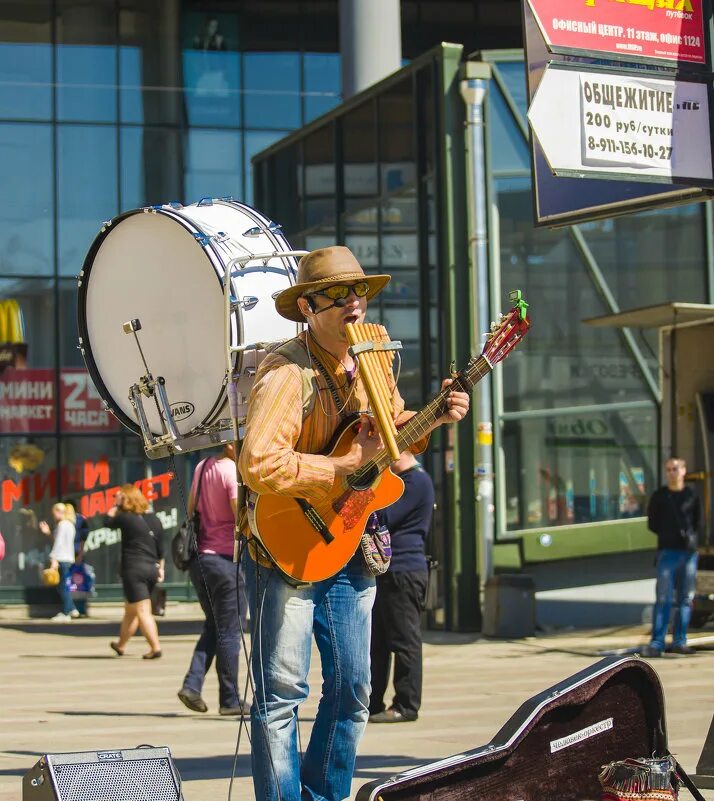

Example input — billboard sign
[528,65,713,183]
[528,0,707,66]
[0,368,120,434]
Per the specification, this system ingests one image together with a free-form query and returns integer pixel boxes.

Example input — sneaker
[178,688,208,713]
[219,699,249,716]
[670,644,696,655]
[51,612,71,622]
[639,644,663,658]
[69,609,80,619]
[369,707,418,723]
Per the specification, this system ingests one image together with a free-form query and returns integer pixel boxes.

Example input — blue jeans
[650,549,699,650]
[245,550,376,801]
[183,553,247,708]
[57,562,77,615]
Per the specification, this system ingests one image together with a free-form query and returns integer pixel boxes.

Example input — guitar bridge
[296,498,334,544]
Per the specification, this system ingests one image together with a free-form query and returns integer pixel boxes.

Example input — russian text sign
[528,0,706,65]
[528,66,713,182]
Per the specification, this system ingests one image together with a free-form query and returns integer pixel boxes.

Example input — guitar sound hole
[347,464,378,491]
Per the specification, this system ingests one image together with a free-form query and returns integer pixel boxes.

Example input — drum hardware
[243,221,282,238]
[233,296,259,311]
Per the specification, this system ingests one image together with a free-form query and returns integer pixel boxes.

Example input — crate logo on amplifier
[550,717,613,753]
[97,751,124,761]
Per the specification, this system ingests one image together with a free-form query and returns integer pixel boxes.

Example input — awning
[583,302,714,329]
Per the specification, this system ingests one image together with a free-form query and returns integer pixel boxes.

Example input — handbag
[171,460,208,571]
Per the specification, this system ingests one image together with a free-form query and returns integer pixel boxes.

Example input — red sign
[0,368,119,434]
[60,370,119,433]
[529,0,706,65]
[0,369,55,433]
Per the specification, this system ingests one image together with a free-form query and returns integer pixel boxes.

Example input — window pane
[503,408,657,530]
[0,435,59,589]
[244,130,288,206]
[0,277,55,435]
[185,128,242,205]
[494,60,528,120]
[120,1,183,125]
[56,1,117,122]
[379,79,416,195]
[303,52,340,123]
[497,178,654,412]
[343,101,377,197]
[489,85,530,174]
[0,123,53,275]
[120,127,183,209]
[181,10,241,129]
[0,0,52,120]
[244,53,301,129]
[58,125,118,276]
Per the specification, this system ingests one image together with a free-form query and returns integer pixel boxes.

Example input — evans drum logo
[97,751,124,762]
[164,401,195,422]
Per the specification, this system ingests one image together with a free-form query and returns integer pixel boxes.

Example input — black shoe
[178,688,208,713]
[369,707,417,723]
[670,644,696,655]
[639,644,663,658]
[219,699,249,716]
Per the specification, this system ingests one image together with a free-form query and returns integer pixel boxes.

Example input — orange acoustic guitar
[252,293,531,584]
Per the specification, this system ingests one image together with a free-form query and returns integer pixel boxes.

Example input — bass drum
[78,199,301,439]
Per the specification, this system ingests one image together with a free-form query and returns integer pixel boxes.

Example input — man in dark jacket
[641,457,700,658]
[368,452,434,723]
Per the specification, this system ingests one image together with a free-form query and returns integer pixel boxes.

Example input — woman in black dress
[106,484,165,659]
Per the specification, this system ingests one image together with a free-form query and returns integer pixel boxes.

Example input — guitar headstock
[481,290,531,366]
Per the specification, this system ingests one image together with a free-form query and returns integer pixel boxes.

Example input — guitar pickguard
[332,487,376,530]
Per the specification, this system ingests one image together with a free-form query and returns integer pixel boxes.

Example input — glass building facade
[0,1,524,610]
[254,47,713,628]
[1,1,709,626]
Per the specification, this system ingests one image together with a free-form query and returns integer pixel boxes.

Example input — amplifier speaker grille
[23,747,182,801]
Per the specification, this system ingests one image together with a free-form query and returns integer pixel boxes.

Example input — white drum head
[79,202,299,437]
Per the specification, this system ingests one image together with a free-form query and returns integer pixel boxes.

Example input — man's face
[299,283,368,344]
[665,459,686,481]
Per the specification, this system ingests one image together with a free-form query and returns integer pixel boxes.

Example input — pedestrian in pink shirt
[177,442,248,715]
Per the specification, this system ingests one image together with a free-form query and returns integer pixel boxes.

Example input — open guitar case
[357,656,706,801]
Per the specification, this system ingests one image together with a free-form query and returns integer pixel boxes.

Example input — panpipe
[345,322,403,461]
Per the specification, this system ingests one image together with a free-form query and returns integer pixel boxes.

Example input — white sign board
[527,66,712,182]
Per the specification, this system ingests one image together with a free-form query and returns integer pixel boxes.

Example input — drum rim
[77,206,238,437]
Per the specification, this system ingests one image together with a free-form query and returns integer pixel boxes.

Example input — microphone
[312,297,349,315]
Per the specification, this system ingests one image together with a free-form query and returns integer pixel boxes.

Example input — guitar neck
[361,354,493,477]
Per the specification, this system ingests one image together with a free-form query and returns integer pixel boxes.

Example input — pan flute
[345,322,403,461]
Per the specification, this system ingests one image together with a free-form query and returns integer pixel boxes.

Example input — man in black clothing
[369,452,434,723]
[641,457,700,658]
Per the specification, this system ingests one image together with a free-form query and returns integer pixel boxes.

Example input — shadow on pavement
[0,620,203,637]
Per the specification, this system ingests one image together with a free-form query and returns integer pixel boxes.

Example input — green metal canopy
[583,302,714,330]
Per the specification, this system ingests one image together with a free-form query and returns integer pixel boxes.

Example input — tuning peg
[490,321,498,332]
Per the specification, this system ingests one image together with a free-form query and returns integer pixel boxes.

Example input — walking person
[177,442,248,716]
[40,502,79,622]
[369,451,434,723]
[238,246,470,801]
[65,498,91,617]
[641,457,701,658]
[106,485,165,659]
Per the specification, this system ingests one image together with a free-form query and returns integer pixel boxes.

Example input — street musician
[237,245,470,801]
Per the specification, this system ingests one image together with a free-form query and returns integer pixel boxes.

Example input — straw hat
[275,246,390,322]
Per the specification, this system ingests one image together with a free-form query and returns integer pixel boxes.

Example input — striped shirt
[238,331,427,506]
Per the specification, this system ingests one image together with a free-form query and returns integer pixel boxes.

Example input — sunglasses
[308,281,370,301]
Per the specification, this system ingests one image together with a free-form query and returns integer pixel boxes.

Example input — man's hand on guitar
[331,415,383,475]
[437,378,470,425]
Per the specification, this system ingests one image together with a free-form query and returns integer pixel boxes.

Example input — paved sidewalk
[1,604,712,800]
